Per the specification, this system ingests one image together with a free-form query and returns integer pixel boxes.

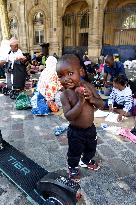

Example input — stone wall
[2,0,135,60]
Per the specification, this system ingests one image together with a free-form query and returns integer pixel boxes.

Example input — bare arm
[61,91,85,121]
[103,72,108,85]
[82,82,104,109]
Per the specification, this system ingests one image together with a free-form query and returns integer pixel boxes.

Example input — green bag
[15,92,31,110]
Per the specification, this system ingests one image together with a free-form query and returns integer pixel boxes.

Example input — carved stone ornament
[7,3,12,11]
[34,0,38,5]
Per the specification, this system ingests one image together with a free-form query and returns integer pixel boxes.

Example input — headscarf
[37,56,62,101]
[9,37,19,45]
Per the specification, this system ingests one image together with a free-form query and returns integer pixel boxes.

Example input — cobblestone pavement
[0,94,136,205]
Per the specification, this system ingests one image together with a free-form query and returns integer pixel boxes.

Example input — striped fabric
[108,86,133,112]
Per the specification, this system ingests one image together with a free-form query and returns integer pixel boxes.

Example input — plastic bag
[15,92,31,110]
[31,92,50,115]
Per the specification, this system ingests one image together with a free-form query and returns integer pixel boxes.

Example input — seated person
[36,56,62,112]
[30,60,39,74]
[104,55,127,85]
[108,75,133,121]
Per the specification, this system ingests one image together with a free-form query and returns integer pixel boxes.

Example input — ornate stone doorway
[62,1,89,58]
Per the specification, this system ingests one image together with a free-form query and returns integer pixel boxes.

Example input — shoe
[68,167,80,182]
[79,159,88,168]
[0,143,3,150]
[87,160,100,171]
[79,159,100,171]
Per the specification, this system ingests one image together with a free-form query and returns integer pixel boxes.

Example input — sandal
[54,124,68,136]
[118,128,136,143]
[48,100,59,112]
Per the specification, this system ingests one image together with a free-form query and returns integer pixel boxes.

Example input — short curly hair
[113,74,128,86]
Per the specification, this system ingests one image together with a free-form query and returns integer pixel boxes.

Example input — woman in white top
[0,37,25,66]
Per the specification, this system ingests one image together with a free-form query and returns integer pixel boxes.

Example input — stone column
[18,0,27,52]
[0,0,10,40]
[49,0,59,55]
[88,0,104,62]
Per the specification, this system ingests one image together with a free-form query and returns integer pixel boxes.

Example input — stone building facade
[1,0,136,60]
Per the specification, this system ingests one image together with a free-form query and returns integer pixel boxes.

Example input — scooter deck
[0,140,52,205]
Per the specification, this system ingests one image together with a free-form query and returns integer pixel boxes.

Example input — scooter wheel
[42,183,75,205]
[2,87,10,95]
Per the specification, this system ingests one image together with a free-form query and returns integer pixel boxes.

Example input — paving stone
[97,144,117,158]
[21,147,50,169]
[12,123,23,130]
[107,158,135,177]
[97,137,104,144]
[81,181,110,205]
[122,174,136,193]
[97,130,110,141]
[1,116,11,122]
[9,130,24,141]
[97,130,120,142]
[106,181,136,205]
[58,135,68,146]
[13,195,34,205]
[81,165,119,187]
[81,173,136,205]
[125,142,136,153]
[24,114,34,120]
[106,139,127,152]
[0,176,22,205]
[48,155,67,171]
[134,164,136,172]
[12,119,24,124]
[119,150,136,165]
[0,188,7,196]
[5,97,13,103]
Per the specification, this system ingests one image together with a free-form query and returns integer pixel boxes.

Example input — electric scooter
[0,130,81,205]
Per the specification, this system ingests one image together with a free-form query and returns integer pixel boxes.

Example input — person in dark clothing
[104,55,127,86]
[0,65,5,78]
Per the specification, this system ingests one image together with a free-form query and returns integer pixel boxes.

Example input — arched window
[123,14,136,29]
[33,12,44,25]
[121,4,136,29]
[80,12,89,28]
[33,11,45,45]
